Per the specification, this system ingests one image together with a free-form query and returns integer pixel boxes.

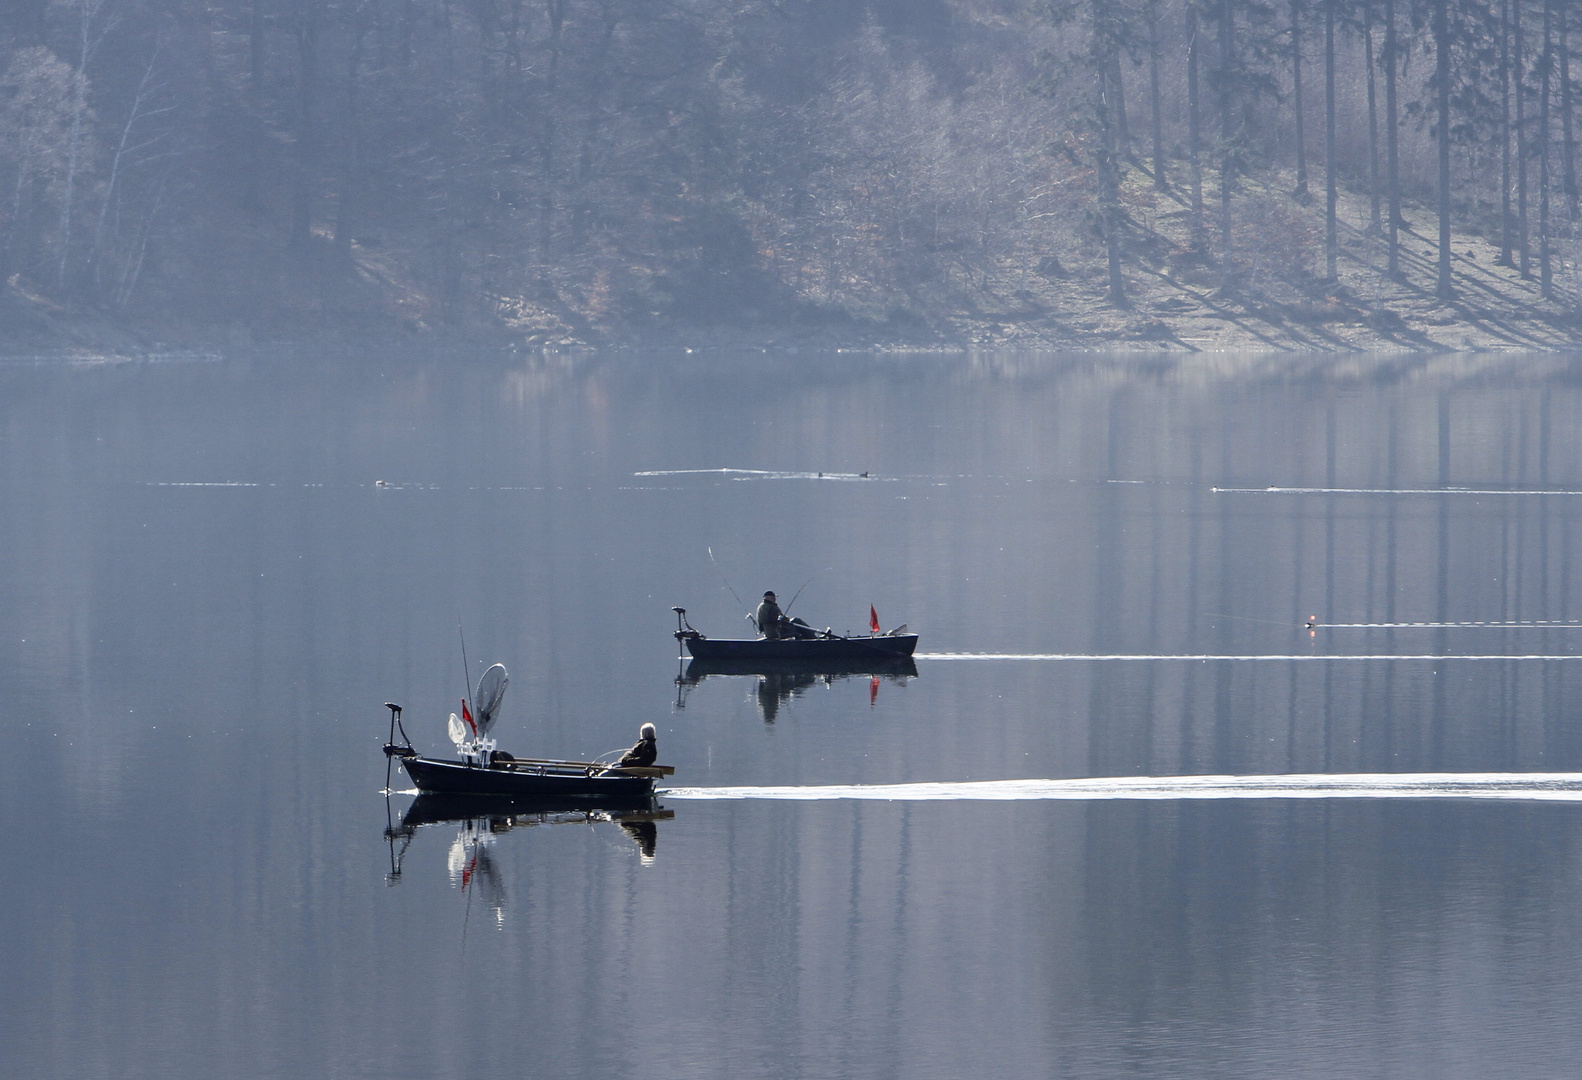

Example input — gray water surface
[5,350,1582,1079]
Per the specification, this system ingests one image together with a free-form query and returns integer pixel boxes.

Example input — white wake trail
[663,773,1582,802]
[1318,621,1582,629]
[1214,486,1582,496]
[634,468,879,481]
[916,653,1582,661]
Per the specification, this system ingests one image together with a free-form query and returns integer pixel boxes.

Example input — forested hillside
[3,0,1581,349]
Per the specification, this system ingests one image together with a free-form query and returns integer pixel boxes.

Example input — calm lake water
[6,348,1582,1078]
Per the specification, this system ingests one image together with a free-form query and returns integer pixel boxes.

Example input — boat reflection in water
[384,793,675,891]
[676,656,918,722]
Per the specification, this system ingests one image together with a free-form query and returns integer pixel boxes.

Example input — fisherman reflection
[756,672,817,722]
[385,802,676,885]
[619,819,658,858]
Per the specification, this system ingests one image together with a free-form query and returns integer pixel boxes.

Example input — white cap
[640,723,657,740]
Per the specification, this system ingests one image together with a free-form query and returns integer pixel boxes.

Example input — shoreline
[8,180,1582,358]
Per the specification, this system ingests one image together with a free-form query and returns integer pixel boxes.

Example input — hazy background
[2,0,1567,345]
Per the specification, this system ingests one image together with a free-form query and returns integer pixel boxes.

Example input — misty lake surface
[8,348,1582,1079]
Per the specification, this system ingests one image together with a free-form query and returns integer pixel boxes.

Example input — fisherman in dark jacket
[755,591,787,639]
[614,723,658,769]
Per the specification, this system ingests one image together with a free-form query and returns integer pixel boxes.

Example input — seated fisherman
[754,590,830,640]
[755,591,786,638]
[612,723,658,769]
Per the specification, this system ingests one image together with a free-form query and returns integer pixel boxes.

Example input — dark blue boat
[398,753,670,800]
[382,662,672,800]
[673,606,917,666]
[682,654,918,679]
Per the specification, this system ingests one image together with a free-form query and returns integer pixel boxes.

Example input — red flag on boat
[870,605,881,634]
[461,697,476,735]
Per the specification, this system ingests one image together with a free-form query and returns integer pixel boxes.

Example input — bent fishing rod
[708,547,757,625]
[784,571,824,615]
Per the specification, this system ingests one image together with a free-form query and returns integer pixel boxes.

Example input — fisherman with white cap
[613,723,659,769]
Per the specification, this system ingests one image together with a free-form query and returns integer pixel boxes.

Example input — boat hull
[684,655,918,679]
[401,792,667,827]
[684,634,918,665]
[401,755,658,800]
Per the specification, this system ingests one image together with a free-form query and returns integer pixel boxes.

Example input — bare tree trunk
[1094,0,1128,304]
[1109,51,1131,153]
[1364,1,1382,233]
[1292,0,1310,199]
[57,0,107,294]
[1149,0,1167,189]
[1188,1,1206,244]
[1385,0,1401,275]
[1518,0,1531,276]
[116,177,166,310]
[2,168,31,282]
[536,0,566,290]
[1540,0,1553,296]
[1325,0,1338,280]
[1219,0,1236,257]
[92,43,166,296]
[56,76,87,292]
[1501,0,1515,264]
[572,7,619,249]
[1435,0,1453,299]
[1562,3,1577,220]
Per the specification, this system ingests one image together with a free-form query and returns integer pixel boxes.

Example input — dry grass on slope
[947,164,1582,353]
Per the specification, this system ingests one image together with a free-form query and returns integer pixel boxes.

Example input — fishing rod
[1313,620,1582,629]
[784,571,823,615]
[459,621,476,737]
[1202,612,1306,628]
[707,547,755,623]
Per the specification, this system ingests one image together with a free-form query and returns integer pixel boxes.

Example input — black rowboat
[673,606,917,666]
[683,634,918,663]
[381,664,672,801]
[682,654,918,679]
[396,753,671,800]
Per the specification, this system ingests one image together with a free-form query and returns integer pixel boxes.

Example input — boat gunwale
[405,754,672,778]
[684,633,918,661]
[399,755,669,799]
